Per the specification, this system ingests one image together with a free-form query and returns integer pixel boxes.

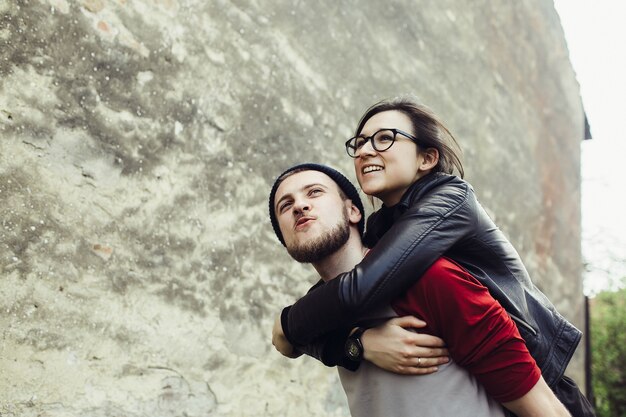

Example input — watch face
[346,340,361,360]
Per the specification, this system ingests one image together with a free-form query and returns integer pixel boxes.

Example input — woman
[276,98,593,417]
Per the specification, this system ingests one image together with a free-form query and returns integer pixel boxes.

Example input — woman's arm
[273,313,450,373]
[282,177,475,346]
[361,316,450,374]
[272,280,356,367]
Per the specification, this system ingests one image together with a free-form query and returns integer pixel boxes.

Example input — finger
[410,333,447,347]
[392,315,426,328]
[396,365,439,375]
[403,355,449,368]
[414,346,450,358]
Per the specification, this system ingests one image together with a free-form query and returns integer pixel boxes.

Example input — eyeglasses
[345,128,420,158]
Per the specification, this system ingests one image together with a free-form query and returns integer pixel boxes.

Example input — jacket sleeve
[284,283,359,369]
[283,180,476,346]
[290,323,359,370]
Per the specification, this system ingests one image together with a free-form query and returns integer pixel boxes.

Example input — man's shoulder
[424,257,466,277]
[418,257,479,291]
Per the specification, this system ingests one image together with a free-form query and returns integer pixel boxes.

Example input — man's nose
[292,198,311,214]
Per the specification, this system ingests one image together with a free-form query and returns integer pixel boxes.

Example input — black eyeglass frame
[345,128,420,158]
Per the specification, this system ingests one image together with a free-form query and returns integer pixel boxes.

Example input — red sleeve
[391,257,541,403]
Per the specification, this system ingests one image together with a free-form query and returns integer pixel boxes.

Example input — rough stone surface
[1,0,585,415]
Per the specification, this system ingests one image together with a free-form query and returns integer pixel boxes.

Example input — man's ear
[418,147,439,172]
[347,201,362,225]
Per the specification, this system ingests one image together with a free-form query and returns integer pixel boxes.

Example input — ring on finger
[417,357,421,366]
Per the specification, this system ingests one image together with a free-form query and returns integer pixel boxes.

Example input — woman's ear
[418,148,439,172]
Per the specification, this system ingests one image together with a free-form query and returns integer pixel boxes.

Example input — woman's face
[353,110,425,206]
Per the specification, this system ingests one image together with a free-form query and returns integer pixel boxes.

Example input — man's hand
[362,316,449,375]
[272,314,302,358]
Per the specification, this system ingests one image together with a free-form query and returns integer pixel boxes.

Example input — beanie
[268,163,365,246]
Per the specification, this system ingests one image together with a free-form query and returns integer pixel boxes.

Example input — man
[269,163,571,417]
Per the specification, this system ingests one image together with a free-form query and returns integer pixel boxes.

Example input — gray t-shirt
[338,306,506,417]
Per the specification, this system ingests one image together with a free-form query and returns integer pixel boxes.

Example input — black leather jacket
[281,172,582,387]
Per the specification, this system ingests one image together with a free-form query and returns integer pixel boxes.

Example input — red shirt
[391,257,541,402]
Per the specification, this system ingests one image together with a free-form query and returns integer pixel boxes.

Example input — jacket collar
[386,172,457,213]
[362,172,459,248]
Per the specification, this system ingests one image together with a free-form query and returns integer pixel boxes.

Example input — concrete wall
[0,0,585,416]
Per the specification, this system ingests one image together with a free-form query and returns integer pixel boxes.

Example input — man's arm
[391,257,572,415]
[503,377,571,417]
[272,314,301,358]
[282,177,474,346]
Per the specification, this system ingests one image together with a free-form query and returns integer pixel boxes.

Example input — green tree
[591,286,626,417]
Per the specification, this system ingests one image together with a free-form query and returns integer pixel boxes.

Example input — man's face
[273,170,356,263]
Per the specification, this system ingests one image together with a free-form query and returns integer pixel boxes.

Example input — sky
[553,0,626,295]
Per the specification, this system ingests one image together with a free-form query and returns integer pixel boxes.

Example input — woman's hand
[362,316,449,374]
[272,314,303,358]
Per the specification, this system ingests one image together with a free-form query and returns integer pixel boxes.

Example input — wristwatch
[344,327,366,362]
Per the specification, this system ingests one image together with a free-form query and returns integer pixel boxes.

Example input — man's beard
[286,210,350,264]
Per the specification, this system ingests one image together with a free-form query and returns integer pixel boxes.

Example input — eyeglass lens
[350,130,396,155]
